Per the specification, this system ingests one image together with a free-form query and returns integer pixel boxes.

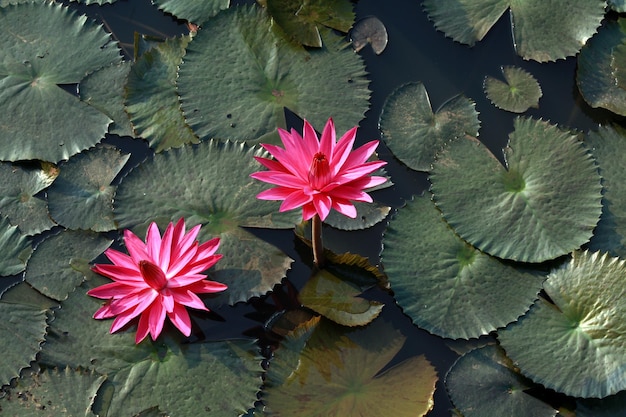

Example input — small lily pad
[0,215,32,276]
[499,251,626,398]
[484,66,542,113]
[445,345,557,417]
[382,196,544,339]
[430,117,602,262]
[351,16,388,55]
[379,82,480,172]
[152,0,229,25]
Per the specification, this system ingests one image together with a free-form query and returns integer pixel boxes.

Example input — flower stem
[311,214,325,268]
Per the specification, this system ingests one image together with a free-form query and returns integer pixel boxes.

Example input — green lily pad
[263,317,438,417]
[382,196,544,339]
[266,0,354,47]
[177,5,370,143]
[125,35,200,153]
[0,2,121,162]
[499,251,626,398]
[40,277,263,417]
[0,215,32,276]
[152,0,229,25]
[576,390,626,417]
[0,161,57,235]
[323,199,390,230]
[0,301,47,387]
[80,61,133,138]
[430,117,602,263]
[423,0,604,62]
[484,66,542,113]
[0,367,105,416]
[0,280,59,310]
[445,345,557,417]
[379,82,480,172]
[113,140,301,306]
[609,0,626,12]
[351,16,388,55]
[577,19,626,116]
[25,229,112,301]
[47,145,129,231]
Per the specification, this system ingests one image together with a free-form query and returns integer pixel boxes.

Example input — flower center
[139,260,168,291]
[308,152,331,190]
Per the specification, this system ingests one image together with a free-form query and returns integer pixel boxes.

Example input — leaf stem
[312,214,325,268]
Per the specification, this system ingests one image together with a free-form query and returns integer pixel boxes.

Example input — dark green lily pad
[484,66,542,113]
[379,82,480,172]
[423,0,604,62]
[0,215,32,276]
[499,251,626,398]
[351,16,388,54]
[446,345,557,417]
[177,5,370,143]
[266,0,354,47]
[0,301,47,387]
[39,277,263,417]
[264,317,438,417]
[113,140,301,306]
[323,199,390,230]
[47,145,129,231]
[0,161,57,235]
[0,2,121,162]
[382,196,544,339]
[125,35,200,153]
[152,0,229,25]
[25,229,112,301]
[430,117,602,263]
[577,19,626,116]
[0,367,105,416]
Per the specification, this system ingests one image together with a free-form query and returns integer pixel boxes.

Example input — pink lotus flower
[251,118,387,221]
[88,219,227,344]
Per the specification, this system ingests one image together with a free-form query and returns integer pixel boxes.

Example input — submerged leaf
[484,66,542,113]
[499,251,626,398]
[351,16,388,54]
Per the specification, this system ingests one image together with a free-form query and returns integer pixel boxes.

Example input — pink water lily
[88,218,227,344]
[251,118,387,221]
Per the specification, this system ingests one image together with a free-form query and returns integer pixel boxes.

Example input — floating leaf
[264,317,437,417]
[323,199,390,230]
[152,0,229,25]
[0,2,121,162]
[430,117,602,262]
[0,215,32,276]
[113,140,300,306]
[0,301,47,387]
[0,161,57,235]
[577,19,626,116]
[379,82,480,172]
[25,229,112,301]
[423,0,604,62]
[125,35,200,153]
[382,196,544,339]
[177,5,370,143]
[609,0,626,12]
[47,145,129,231]
[499,251,626,398]
[0,367,105,416]
[445,345,557,417]
[265,0,354,47]
[484,66,542,113]
[351,15,388,55]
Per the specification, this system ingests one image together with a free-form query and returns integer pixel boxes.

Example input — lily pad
[423,0,604,62]
[324,199,390,230]
[577,19,626,116]
[25,229,112,301]
[609,0,626,12]
[430,117,602,263]
[177,5,370,143]
[0,161,57,235]
[445,345,557,417]
[382,196,544,339]
[265,0,354,47]
[125,35,200,153]
[498,251,626,398]
[0,215,32,276]
[47,145,129,231]
[0,367,105,416]
[379,82,480,172]
[39,277,263,417]
[484,66,542,113]
[152,0,229,25]
[113,140,301,306]
[0,301,47,387]
[263,317,437,417]
[351,16,388,55]
[0,2,122,162]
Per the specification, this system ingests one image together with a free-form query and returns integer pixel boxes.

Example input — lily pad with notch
[351,15,388,55]
[484,66,542,113]
[0,215,32,276]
